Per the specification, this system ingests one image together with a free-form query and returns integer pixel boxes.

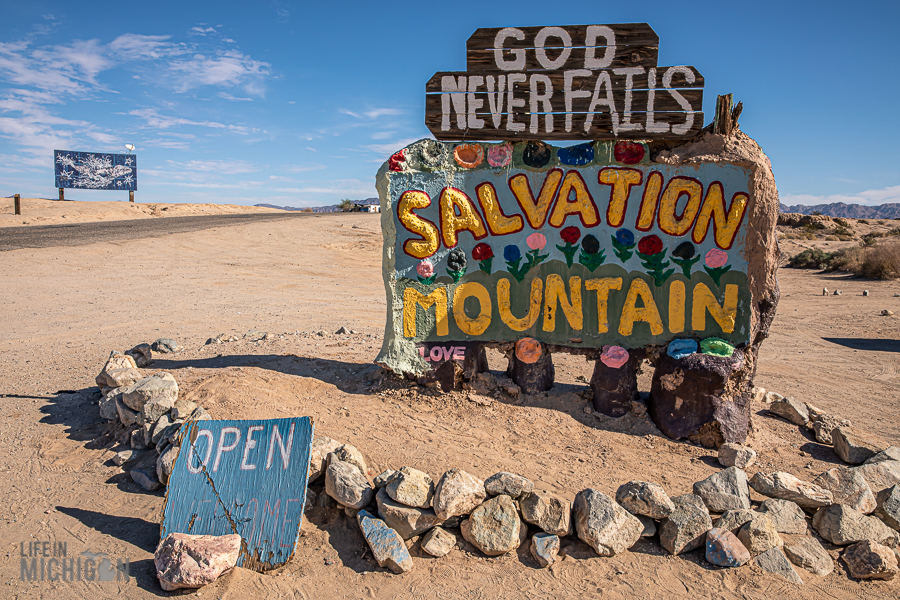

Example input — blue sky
[1,0,898,207]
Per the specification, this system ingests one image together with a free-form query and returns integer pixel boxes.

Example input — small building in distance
[352,198,380,213]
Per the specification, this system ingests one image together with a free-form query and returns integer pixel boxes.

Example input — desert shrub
[803,222,826,232]
[888,227,900,236]
[811,211,822,216]
[826,247,865,273]
[837,235,855,242]
[780,232,799,240]
[834,217,850,228]
[860,232,884,247]
[833,224,854,237]
[859,219,869,224]
[788,248,834,269]
[799,232,817,240]
[825,235,839,241]
[877,220,886,225]
[859,244,900,279]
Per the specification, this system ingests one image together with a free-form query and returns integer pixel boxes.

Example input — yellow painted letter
[692,283,738,333]
[692,185,748,250]
[658,176,702,236]
[509,169,563,229]
[618,278,664,336]
[668,279,686,333]
[475,183,523,235]
[585,277,622,333]
[635,171,663,231]
[543,275,583,332]
[452,282,492,336]
[403,287,449,337]
[439,188,487,248]
[598,168,642,228]
[548,171,600,227]
[497,278,543,331]
[398,191,440,259]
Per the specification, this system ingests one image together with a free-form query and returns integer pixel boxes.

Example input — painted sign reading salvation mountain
[376,139,752,375]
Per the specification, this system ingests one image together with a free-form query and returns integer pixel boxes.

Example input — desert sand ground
[0,205,898,599]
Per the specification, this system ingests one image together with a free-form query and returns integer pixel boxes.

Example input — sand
[0,206,899,598]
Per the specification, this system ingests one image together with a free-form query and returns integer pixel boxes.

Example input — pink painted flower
[705,248,729,268]
[600,345,629,369]
[416,259,434,278]
[487,143,513,167]
[526,233,547,251]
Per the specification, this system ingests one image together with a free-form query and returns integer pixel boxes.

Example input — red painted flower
[472,242,494,261]
[389,149,405,172]
[614,141,645,165]
[560,226,581,244]
[638,234,664,256]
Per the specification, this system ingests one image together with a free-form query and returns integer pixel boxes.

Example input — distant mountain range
[780,202,900,219]
[256,198,378,213]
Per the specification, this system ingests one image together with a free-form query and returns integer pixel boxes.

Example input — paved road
[0,213,317,251]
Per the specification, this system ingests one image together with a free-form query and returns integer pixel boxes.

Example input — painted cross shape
[161,417,314,571]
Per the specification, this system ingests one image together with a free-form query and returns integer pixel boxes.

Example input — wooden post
[713,94,743,136]
[129,190,135,203]
[14,194,21,215]
[59,188,64,201]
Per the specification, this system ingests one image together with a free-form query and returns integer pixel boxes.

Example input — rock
[833,290,841,295]
[520,491,571,536]
[755,547,804,584]
[170,399,198,421]
[706,527,751,567]
[375,489,443,540]
[121,372,178,412]
[127,343,153,368]
[768,397,809,426]
[751,386,766,403]
[843,540,898,580]
[874,485,900,530]
[614,480,675,519]
[737,513,782,556]
[659,494,713,555]
[143,396,175,425]
[804,402,827,423]
[638,515,657,537]
[95,353,139,388]
[150,414,173,446]
[130,428,148,450]
[113,449,136,466]
[386,466,435,508]
[433,469,486,520]
[99,390,120,421]
[325,459,374,509]
[783,536,833,576]
[335,326,350,335]
[749,472,833,508]
[243,330,267,341]
[484,472,533,499]
[155,532,241,591]
[812,467,876,514]
[812,504,899,546]
[714,509,756,534]
[530,533,560,568]
[157,444,179,486]
[886,309,897,316]
[356,510,413,573]
[103,368,144,390]
[189,406,211,422]
[307,435,342,483]
[130,453,162,491]
[717,443,757,468]
[151,338,180,353]
[329,444,368,479]
[866,447,900,464]
[813,414,851,445]
[460,495,521,556]
[421,527,456,557]
[116,398,142,427]
[693,467,751,512]
[832,426,888,465]
[863,290,870,296]
[758,499,808,534]
[764,391,784,404]
[822,287,828,296]
[854,461,900,496]
[572,489,643,557]
[374,469,398,488]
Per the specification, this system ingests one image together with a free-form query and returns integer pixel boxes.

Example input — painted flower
[581,234,600,255]
[454,144,484,169]
[560,226,581,245]
[447,247,467,271]
[600,345,629,369]
[504,244,521,262]
[613,141,645,165]
[389,149,405,172]
[526,233,547,251]
[667,338,698,360]
[672,242,696,259]
[557,142,594,166]
[637,235,664,256]
[522,141,551,168]
[700,337,735,357]
[472,243,494,261]
[615,229,635,246]
[705,248,729,268]
[416,259,434,278]
[487,143,513,167]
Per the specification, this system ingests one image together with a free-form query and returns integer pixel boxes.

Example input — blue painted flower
[667,338,699,360]
[615,229,635,246]
[557,142,594,166]
[503,244,521,262]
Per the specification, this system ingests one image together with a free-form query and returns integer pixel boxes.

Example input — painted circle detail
[515,338,543,364]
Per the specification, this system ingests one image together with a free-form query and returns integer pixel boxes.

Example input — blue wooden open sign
[160,417,314,571]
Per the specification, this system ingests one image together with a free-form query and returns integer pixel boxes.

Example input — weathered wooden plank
[161,416,314,572]
[466,23,659,51]
[426,68,704,94]
[466,45,659,72]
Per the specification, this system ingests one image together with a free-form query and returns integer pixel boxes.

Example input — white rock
[433,469,486,520]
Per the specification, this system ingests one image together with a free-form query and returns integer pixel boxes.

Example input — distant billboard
[54,150,137,191]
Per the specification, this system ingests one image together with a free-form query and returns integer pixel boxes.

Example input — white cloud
[169,50,269,94]
[217,92,253,102]
[356,138,420,156]
[339,107,405,120]
[127,108,257,135]
[109,34,178,61]
[176,159,260,173]
[782,185,900,207]
[191,26,217,36]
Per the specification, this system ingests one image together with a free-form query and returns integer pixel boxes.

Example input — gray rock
[705,527,751,567]
[804,402,827,423]
[572,489,643,557]
[737,513,783,556]
[335,326,350,335]
[113,449,136,466]
[375,489,443,540]
[130,428,147,450]
[764,391,784,404]
[874,485,900,530]
[116,398,142,427]
[386,466,434,509]
[484,472,533,499]
[866,447,900,465]
[813,414,851,445]
[749,472,833,508]
[344,506,359,519]
[325,459,374,510]
[853,461,900,496]
[812,503,899,546]
[783,535,833,576]
[356,509,413,573]
[433,469,486,520]
[659,494,712,555]
[157,444,180,485]
[755,547,804,584]
[126,343,152,368]
[329,444,368,479]
[98,390,120,421]
[121,372,178,412]
[530,533,560,568]
[758,499,808,534]
[421,527,456,557]
[717,443,757,469]
[142,396,175,426]
[769,397,809,426]
[151,338,180,353]
[843,540,898,580]
[150,414,173,447]
[307,435,342,483]
[130,454,162,491]
[374,469,398,489]
[170,399,198,421]
[189,406,211,422]
[812,466,876,514]
[714,509,756,534]
[832,427,888,465]
[693,467,751,513]
[461,495,521,556]
[638,515,657,537]
[520,491,571,536]
[615,480,675,519]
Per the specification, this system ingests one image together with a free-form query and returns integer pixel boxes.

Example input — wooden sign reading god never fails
[426,23,704,141]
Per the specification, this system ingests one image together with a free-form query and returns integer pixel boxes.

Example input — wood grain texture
[426,68,704,94]
[466,45,659,72]
[466,23,659,50]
